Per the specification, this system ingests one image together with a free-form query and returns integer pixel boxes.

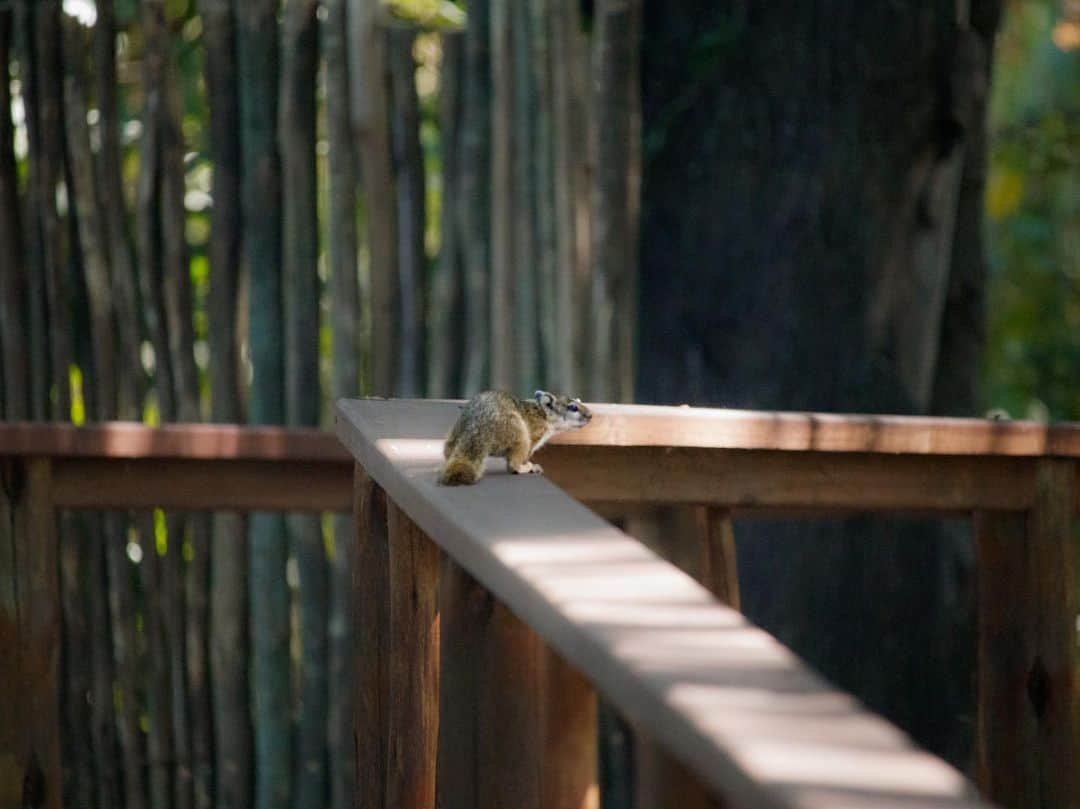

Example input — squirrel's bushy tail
[439,455,479,486]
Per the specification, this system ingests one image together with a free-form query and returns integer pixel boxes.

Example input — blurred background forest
[0,0,1076,808]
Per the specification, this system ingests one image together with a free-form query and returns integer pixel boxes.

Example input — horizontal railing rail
[0,421,353,511]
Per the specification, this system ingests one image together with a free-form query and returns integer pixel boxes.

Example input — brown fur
[438,390,591,485]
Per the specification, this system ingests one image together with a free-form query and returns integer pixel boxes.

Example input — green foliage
[382,0,466,31]
[983,0,1079,421]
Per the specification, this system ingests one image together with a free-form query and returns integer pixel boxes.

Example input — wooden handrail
[336,398,995,809]
[0,421,350,460]
[558,402,1080,457]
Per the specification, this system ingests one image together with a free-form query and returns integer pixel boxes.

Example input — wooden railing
[3,403,1078,808]
[0,422,354,809]
[336,399,1079,809]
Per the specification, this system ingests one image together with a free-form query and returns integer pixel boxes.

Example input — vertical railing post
[633,505,737,808]
[1,458,63,809]
[694,506,740,608]
[542,649,599,809]
[439,558,598,809]
[386,501,440,809]
[353,465,389,809]
[975,458,1077,809]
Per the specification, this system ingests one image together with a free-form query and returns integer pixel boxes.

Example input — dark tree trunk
[428,32,463,398]
[489,0,515,390]
[388,28,427,397]
[282,2,328,807]
[95,0,144,422]
[458,0,492,395]
[0,8,28,420]
[511,0,538,392]
[590,0,641,402]
[238,0,292,806]
[639,1,1001,766]
[13,2,49,420]
[349,0,398,396]
[203,3,252,804]
[325,2,361,804]
[34,0,71,420]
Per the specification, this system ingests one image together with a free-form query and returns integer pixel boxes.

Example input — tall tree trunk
[549,0,589,394]
[389,29,427,397]
[530,1,558,390]
[238,0,292,806]
[638,1,1002,766]
[349,0,398,396]
[203,2,252,803]
[34,0,71,419]
[325,1,361,803]
[95,0,144,421]
[511,0,538,393]
[0,8,28,420]
[63,27,127,807]
[590,0,640,402]
[428,33,463,398]
[60,519,95,808]
[142,516,176,809]
[13,2,49,420]
[459,0,491,395]
[282,2,328,807]
[489,0,515,390]
[149,5,200,807]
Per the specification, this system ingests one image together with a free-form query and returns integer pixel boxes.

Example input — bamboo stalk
[489,0,515,390]
[34,0,72,419]
[0,8,28,420]
[203,0,252,805]
[12,2,49,420]
[459,0,492,395]
[588,0,640,402]
[389,28,427,397]
[531,0,557,389]
[428,33,463,398]
[511,0,537,391]
[282,3,327,805]
[239,0,292,800]
[95,0,145,423]
[349,0,398,396]
[60,516,95,808]
[325,2,360,802]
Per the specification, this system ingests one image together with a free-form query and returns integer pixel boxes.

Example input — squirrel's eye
[568,404,578,412]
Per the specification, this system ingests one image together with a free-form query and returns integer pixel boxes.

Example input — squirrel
[438,390,593,486]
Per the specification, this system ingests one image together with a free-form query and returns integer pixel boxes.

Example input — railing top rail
[561,402,1080,457]
[336,397,991,809]
[0,421,350,461]
[3,400,1078,460]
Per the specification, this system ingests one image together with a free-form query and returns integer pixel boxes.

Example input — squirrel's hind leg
[506,423,542,475]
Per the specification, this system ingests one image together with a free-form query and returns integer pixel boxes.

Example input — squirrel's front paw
[511,461,543,475]
[529,463,544,475]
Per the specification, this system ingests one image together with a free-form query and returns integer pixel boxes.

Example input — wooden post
[694,506,740,609]
[635,740,723,809]
[975,459,1077,809]
[386,501,440,809]
[542,649,599,809]
[628,506,738,808]
[0,458,62,809]
[354,466,389,809]
[439,558,597,809]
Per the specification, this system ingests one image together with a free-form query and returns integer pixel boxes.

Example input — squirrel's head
[534,390,593,431]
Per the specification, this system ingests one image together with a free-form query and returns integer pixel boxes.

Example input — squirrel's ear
[534,390,554,408]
